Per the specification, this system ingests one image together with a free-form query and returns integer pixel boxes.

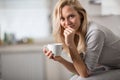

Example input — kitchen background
[0,0,120,80]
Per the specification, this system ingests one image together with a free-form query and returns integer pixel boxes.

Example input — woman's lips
[68,25,74,28]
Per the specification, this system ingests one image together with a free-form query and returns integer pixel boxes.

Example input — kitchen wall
[80,0,120,36]
[0,0,51,40]
[90,15,120,37]
[0,0,120,40]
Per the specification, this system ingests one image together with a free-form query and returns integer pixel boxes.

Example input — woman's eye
[69,15,74,18]
[60,18,64,21]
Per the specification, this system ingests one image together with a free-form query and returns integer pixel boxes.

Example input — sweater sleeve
[85,30,105,71]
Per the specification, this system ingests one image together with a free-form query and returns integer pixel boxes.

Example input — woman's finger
[45,50,52,56]
[66,29,72,33]
[66,27,72,30]
[48,53,54,59]
[64,31,69,35]
[43,48,47,53]
[64,29,71,35]
[66,28,75,33]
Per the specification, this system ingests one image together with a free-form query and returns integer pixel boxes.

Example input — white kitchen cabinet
[0,44,72,80]
[0,44,46,80]
[1,52,46,80]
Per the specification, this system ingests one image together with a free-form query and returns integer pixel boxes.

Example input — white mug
[44,43,63,56]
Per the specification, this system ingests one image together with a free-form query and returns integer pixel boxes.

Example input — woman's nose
[65,19,70,26]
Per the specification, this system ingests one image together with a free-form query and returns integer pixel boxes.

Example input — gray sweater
[84,22,120,71]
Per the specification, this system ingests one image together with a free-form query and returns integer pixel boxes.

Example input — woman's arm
[43,48,78,74]
[68,44,89,77]
[56,56,79,75]
[63,27,89,77]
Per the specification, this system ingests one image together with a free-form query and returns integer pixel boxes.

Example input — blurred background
[0,0,120,80]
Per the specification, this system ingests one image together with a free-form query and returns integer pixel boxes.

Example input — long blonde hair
[52,0,88,54]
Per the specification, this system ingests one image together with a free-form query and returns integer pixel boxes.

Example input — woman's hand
[42,48,63,62]
[64,27,76,46]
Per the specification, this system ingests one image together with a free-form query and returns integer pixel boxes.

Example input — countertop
[0,40,54,54]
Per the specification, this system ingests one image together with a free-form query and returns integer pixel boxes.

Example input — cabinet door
[1,52,46,80]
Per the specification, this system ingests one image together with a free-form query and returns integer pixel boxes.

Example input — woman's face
[60,5,81,31]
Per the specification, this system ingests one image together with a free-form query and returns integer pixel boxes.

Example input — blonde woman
[43,0,120,79]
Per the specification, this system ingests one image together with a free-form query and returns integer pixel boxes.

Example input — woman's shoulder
[85,21,106,40]
[87,21,102,31]
[86,21,118,41]
[86,21,104,34]
[87,21,111,34]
